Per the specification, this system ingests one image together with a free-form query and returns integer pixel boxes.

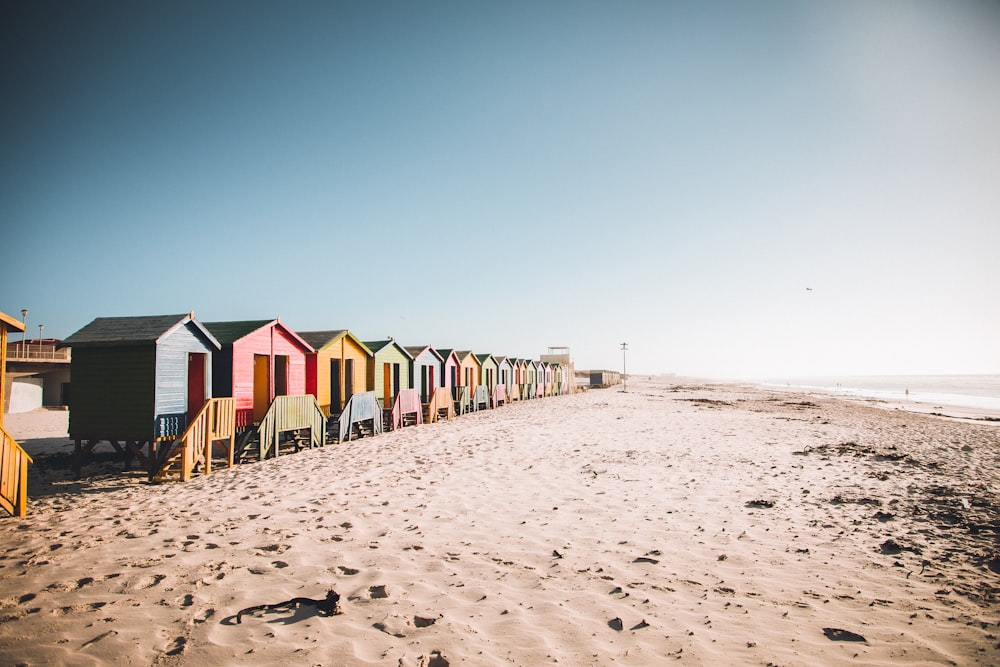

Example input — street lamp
[620,341,628,392]
[20,309,27,357]
[38,324,44,357]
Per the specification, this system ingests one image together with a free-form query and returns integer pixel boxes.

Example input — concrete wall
[8,377,43,413]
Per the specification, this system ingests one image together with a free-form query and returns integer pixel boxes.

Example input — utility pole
[20,309,27,357]
[620,341,628,392]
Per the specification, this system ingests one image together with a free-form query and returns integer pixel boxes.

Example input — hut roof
[204,319,314,352]
[365,339,415,360]
[203,320,274,345]
[475,353,496,365]
[404,345,444,362]
[0,311,25,331]
[298,329,373,355]
[62,313,220,349]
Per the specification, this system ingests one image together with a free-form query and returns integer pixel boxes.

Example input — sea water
[761,375,1000,412]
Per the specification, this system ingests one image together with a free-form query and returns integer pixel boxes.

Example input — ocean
[759,375,1000,413]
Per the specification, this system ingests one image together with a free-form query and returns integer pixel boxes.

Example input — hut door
[420,366,428,403]
[274,356,288,396]
[187,353,207,422]
[392,364,401,403]
[253,354,270,422]
[450,365,457,390]
[330,359,341,412]
[382,362,391,407]
[344,359,354,404]
[429,367,435,397]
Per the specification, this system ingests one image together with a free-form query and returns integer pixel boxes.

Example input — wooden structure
[61,313,223,478]
[590,370,622,388]
[301,330,373,417]
[404,345,444,404]
[1,310,30,517]
[456,350,481,395]
[205,319,313,430]
[153,397,235,482]
[496,356,514,401]
[337,391,383,442]
[426,386,454,423]
[364,339,413,410]
[472,384,491,411]
[492,383,507,408]
[453,385,471,415]
[252,394,326,460]
[390,388,423,430]
[436,348,461,399]
[476,354,499,394]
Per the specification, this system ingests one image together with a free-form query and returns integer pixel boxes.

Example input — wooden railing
[174,398,235,481]
[258,395,326,459]
[1,427,32,517]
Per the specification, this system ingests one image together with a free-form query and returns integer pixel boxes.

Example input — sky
[2,1,998,379]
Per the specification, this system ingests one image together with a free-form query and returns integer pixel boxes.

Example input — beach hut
[363,339,413,410]
[61,313,227,479]
[523,359,536,400]
[300,330,373,417]
[476,354,499,393]
[496,356,514,399]
[205,319,323,460]
[1,309,30,516]
[436,348,461,395]
[404,345,444,405]
[542,362,554,397]
[456,350,481,394]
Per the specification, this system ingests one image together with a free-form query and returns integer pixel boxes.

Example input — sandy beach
[2,378,999,666]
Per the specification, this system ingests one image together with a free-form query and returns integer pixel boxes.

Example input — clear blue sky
[3,1,998,378]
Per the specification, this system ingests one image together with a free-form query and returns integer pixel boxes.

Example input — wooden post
[0,324,7,428]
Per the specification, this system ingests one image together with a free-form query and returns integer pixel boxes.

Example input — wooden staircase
[240,395,326,462]
[152,398,235,482]
[1,426,32,517]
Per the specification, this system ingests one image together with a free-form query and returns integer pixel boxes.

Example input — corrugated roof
[62,314,191,346]
[203,320,274,345]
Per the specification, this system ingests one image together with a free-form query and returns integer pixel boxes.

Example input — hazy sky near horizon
[2,1,998,379]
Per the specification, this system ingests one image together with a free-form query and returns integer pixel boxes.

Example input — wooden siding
[153,321,216,438]
[458,352,481,390]
[305,335,372,416]
[69,346,156,440]
[214,322,309,426]
[410,349,439,404]
[368,344,411,408]
[477,355,499,391]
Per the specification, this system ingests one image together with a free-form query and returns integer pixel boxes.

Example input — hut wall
[69,346,156,440]
[153,322,215,438]
[411,351,438,404]
[370,346,411,408]
[227,325,307,416]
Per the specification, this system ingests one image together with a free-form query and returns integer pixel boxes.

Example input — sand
[2,378,999,666]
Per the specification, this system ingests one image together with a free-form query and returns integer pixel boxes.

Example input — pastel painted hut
[510,358,526,401]
[551,363,564,396]
[456,350,481,393]
[542,361,554,397]
[205,319,312,428]
[436,348,461,397]
[496,356,514,398]
[61,313,225,478]
[363,339,413,410]
[1,310,30,516]
[526,360,540,399]
[476,354,499,393]
[404,345,444,404]
[300,330,373,417]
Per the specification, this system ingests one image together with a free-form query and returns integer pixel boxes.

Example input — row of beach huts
[0,311,585,515]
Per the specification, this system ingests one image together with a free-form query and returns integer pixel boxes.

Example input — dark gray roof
[298,329,348,350]
[203,320,274,345]
[62,314,192,347]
